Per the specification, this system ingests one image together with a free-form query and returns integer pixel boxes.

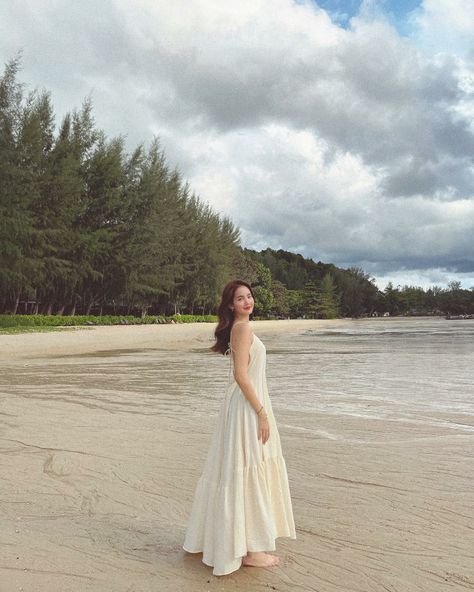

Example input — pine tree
[0,57,26,313]
[302,278,320,318]
[0,56,53,313]
[315,273,340,318]
[119,139,184,314]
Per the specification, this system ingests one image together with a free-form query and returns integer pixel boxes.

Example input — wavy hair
[211,279,255,355]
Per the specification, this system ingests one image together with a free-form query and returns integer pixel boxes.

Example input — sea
[264,317,474,434]
[106,316,473,435]
[8,317,472,436]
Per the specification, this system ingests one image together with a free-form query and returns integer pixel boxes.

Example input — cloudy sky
[2,0,474,290]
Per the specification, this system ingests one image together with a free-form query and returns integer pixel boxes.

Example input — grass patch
[0,313,218,329]
[0,325,79,335]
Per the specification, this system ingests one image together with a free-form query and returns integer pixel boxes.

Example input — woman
[182,279,296,576]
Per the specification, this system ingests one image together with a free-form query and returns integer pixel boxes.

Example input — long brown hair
[211,279,255,355]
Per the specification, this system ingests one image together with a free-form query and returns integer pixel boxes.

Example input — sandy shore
[1,320,473,591]
[0,319,345,361]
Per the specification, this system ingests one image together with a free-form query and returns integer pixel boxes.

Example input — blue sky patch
[312,0,422,35]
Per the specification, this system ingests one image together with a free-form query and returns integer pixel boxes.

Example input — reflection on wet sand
[1,318,473,591]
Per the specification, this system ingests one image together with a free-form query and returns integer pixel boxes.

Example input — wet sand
[1,320,473,591]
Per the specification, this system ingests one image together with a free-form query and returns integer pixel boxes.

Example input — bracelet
[257,405,265,415]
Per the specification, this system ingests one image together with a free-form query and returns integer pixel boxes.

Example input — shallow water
[3,317,473,435]
[266,317,474,434]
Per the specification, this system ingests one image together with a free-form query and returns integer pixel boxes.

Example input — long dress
[182,331,296,576]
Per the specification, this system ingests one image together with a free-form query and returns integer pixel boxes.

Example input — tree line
[1,57,473,319]
[239,249,474,318]
[1,57,241,316]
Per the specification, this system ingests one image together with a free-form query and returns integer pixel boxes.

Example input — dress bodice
[225,333,266,387]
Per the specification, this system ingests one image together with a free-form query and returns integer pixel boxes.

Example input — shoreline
[0,315,447,361]
[0,318,349,361]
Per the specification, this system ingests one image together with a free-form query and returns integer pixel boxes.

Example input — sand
[1,320,473,592]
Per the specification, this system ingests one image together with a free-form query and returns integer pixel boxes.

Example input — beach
[1,319,473,592]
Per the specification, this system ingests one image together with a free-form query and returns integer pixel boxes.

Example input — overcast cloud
[1,0,473,289]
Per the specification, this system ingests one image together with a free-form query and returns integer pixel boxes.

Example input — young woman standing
[183,279,296,575]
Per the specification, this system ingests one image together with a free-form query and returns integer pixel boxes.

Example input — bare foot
[242,552,279,567]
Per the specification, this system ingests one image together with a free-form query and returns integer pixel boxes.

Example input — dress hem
[183,531,297,576]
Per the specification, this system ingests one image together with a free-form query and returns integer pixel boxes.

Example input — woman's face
[231,285,254,317]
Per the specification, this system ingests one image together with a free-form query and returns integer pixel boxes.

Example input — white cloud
[411,0,474,56]
[417,0,474,36]
[1,0,473,287]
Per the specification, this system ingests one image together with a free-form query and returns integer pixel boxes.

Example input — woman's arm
[231,323,270,444]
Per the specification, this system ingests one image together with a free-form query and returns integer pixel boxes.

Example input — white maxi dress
[182,331,296,575]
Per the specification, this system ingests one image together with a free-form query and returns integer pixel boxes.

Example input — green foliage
[376,282,474,316]
[302,278,320,318]
[0,59,240,316]
[316,273,340,319]
[334,266,378,317]
[0,313,217,328]
[170,314,217,323]
[250,262,274,314]
[0,325,68,334]
[253,286,274,315]
[286,289,304,317]
[382,282,400,315]
[302,274,340,318]
[270,279,289,316]
[255,247,336,290]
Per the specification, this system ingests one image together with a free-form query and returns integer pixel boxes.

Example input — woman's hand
[258,412,270,444]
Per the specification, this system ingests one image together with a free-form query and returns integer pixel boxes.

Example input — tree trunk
[69,303,76,316]
[12,293,20,315]
[57,304,65,316]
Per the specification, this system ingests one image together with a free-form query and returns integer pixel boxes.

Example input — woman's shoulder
[230,320,253,341]
[231,320,252,332]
